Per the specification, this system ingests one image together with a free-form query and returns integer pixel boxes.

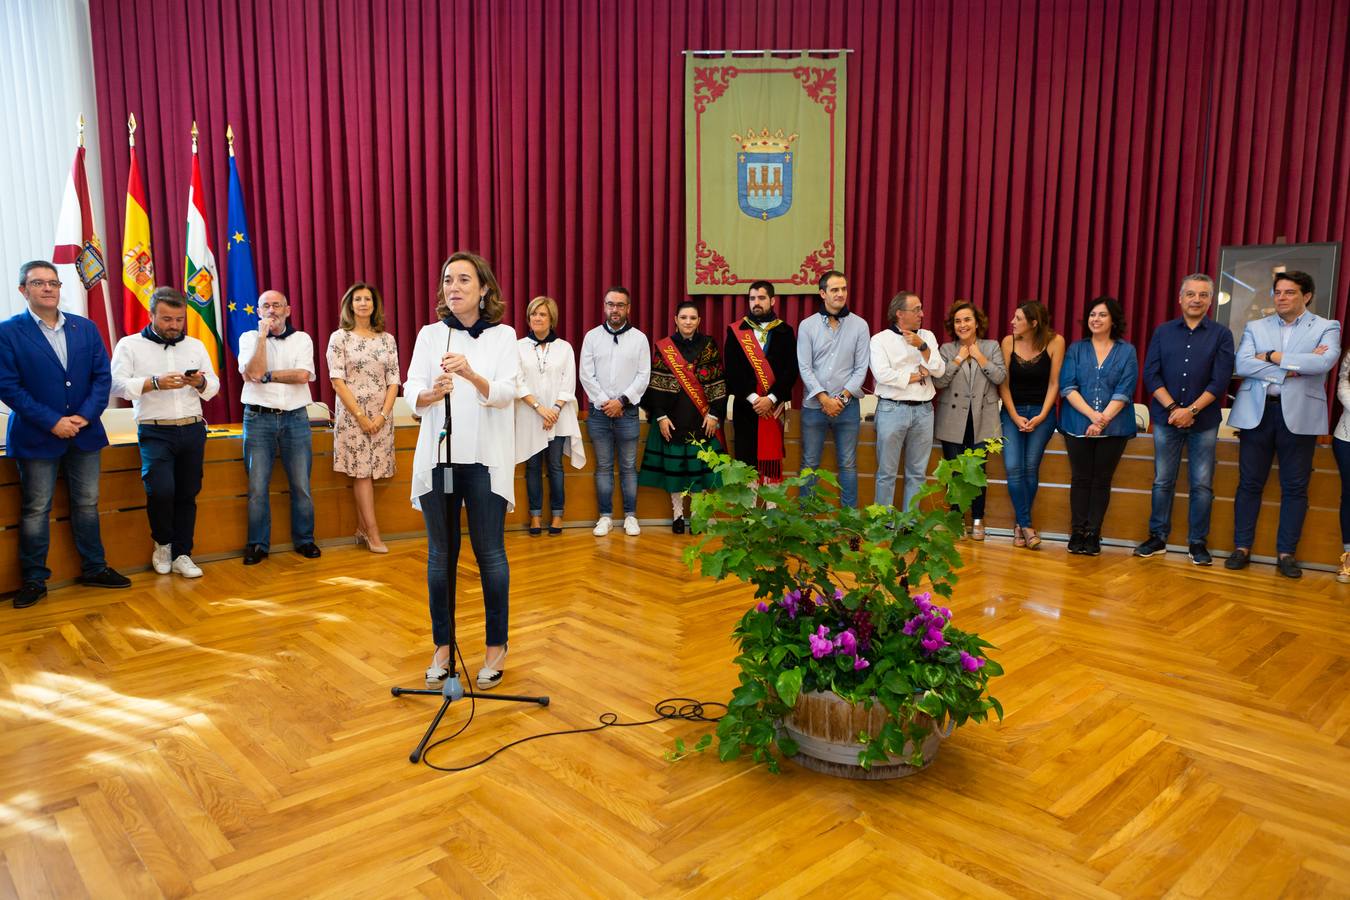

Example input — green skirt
[637,431,723,492]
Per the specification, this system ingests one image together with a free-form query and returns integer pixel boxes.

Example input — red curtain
[88,0,1350,420]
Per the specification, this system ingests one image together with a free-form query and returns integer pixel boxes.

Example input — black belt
[882,398,928,406]
[245,404,291,414]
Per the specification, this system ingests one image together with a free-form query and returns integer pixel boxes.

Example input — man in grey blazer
[1224,271,1340,578]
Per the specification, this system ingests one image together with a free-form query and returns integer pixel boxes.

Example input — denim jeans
[139,421,207,557]
[873,399,933,510]
[420,464,509,647]
[1233,401,1316,554]
[800,403,861,508]
[525,435,566,516]
[1334,437,1350,550]
[243,407,314,549]
[587,405,639,517]
[999,404,1057,527]
[16,447,106,583]
[1146,421,1218,544]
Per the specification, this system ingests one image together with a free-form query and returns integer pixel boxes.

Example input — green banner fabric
[686,53,846,295]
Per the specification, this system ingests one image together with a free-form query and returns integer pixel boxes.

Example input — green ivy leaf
[775,668,804,707]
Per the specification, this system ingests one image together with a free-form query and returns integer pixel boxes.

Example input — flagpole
[191,120,199,154]
[128,112,136,148]
[78,113,85,148]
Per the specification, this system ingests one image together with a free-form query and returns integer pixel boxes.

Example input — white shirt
[405,321,519,510]
[237,328,316,410]
[514,336,587,469]
[578,324,650,407]
[870,327,945,401]
[28,309,68,369]
[110,331,221,420]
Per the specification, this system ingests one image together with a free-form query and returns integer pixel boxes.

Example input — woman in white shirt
[1334,347,1350,583]
[404,252,518,689]
[515,296,585,535]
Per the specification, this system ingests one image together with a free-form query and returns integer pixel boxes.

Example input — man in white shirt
[237,290,320,564]
[870,291,945,510]
[578,286,650,536]
[111,287,221,577]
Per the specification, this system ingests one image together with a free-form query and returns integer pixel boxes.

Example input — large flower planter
[780,690,947,780]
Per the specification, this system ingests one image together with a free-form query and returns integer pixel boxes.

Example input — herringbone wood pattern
[1,531,1347,898]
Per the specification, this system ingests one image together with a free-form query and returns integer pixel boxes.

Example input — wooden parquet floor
[1,528,1348,898]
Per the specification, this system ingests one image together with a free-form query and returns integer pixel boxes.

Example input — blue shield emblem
[737,151,793,221]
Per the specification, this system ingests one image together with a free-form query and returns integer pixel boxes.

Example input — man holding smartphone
[111,286,220,577]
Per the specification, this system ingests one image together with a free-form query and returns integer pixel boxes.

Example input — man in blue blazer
[1224,270,1341,578]
[0,260,131,608]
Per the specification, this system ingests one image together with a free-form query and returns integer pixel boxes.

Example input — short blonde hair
[526,295,558,329]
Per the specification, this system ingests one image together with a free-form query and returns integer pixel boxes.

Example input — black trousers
[941,413,986,519]
[137,421,207,557]
[1062,434,1129,533]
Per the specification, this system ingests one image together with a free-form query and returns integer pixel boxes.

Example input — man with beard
[723,280,798,483]
[579,286,650,536]
[111,286,221,578]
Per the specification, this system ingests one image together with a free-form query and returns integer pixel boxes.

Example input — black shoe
[78,568,131,589]
[13,581,46,609]
[1084,531,1102,556]
[671,517,685,535]
[1223,548,1250,570]
[1276,555,1302,579]
[243,544,268,565]
[1067,531,1085,554]
[1188,542,1213,566]
[295,543,322,559]
[528,526,542,536]
[548,524,563,535]
[1134,535,1167,558]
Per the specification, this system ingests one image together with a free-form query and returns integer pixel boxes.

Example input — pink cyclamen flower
[833,629,858,656]
[755,601,770,613]
[809,625,834,659]
[834,588,845,601]
[853,656,870,671]
[959,650,986,672]
[939,607,952,620]
[913,592,933,612]
[902,617,921,635]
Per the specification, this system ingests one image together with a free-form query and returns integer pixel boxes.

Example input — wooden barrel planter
[780,690,948,780]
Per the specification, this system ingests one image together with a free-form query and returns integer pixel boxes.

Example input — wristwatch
[262,371,273,384]
[531,400,541,409]
[1262,350,1274,363]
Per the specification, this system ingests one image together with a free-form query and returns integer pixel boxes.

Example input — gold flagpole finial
[127,113,137,148]
[226,124,235,158]
[78,114,86,147]
[191,120,199,153]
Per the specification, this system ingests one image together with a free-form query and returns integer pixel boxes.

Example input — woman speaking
[405,251,518,690]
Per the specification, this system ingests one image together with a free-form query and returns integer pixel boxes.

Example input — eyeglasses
[26,279,61,289]
[604,302,629,309]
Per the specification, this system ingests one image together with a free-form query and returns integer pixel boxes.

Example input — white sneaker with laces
[152,542,172,575]
[592,516,613,536]
[623,515,641,536]
[171,555,203,578]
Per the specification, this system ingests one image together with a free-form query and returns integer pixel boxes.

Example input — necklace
[534,341,551,375]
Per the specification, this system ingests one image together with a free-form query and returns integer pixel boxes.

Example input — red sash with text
[656,337,727,449]
[735,324,786,482]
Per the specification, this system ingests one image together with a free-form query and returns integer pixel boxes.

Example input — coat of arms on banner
[736,129,797,221]
[685,52,846,294]
[75,237,106,290]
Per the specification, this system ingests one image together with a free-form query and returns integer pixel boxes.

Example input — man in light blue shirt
[796,270,870,508]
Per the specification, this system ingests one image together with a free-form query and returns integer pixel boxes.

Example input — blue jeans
[420,465,509,647]
[1000,404,1057,527]
[587,405,639,517]
[243,407,314,549]
[1233,400,1316,555]
[1147,421,1218,544]
[800,403,861,508]
[16,447,107,583]
[139,421,207,557]
[873,399,933,510]
[525,435,566,517]
[1335,437,1350,550]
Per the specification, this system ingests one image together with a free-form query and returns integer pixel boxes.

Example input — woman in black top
[997,301,1065,549]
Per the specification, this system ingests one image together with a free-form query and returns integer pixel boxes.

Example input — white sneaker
[151,542,172,575]
[171,555,203,578]
[623,515,641,536]
[592,516,613,536]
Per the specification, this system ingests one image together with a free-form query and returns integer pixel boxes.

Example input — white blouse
[404,321,519,510]
[514,336,587,470]
[1335,348,1350,443]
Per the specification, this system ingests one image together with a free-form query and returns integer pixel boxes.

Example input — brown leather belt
[143,416,204,426]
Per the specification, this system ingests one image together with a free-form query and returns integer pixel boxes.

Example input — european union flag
[225,154,260,358]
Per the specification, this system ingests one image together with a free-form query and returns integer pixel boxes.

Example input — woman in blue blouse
[1059,296,1138,555]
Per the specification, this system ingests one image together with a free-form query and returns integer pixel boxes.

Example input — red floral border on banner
[693,64,839,287]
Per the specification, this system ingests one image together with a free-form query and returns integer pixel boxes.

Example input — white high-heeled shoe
[425,648,450,685]
[476,647,507,690]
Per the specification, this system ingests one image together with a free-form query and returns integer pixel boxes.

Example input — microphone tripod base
[391,676,550,763]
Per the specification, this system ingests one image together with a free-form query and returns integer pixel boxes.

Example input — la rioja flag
[185,134,224,374]
[52,142,114,349]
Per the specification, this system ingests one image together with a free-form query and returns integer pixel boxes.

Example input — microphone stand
[392,347,549,763]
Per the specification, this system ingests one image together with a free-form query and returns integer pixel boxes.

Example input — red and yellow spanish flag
[121,116,154,333]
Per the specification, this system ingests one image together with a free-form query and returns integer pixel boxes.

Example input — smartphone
[184,369,199,376]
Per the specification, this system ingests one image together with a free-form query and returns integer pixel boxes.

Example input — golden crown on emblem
[731,128,799,153]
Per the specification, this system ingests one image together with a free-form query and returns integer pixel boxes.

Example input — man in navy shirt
[1133,274,1235,565]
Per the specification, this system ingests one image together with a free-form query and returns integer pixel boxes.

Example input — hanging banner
[686,52,846,295]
